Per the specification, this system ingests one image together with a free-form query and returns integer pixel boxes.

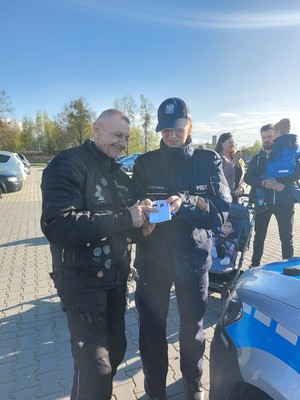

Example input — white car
[0,151,27,181]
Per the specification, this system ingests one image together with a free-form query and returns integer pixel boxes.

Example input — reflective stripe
[254,309,271,327]
[242,302,252,314]
[226,302,300,373]
[276,323,298,346]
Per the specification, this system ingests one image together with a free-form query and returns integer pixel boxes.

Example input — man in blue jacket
[255,118,300,207]
[245,123,300,267]
[132,98,231,400]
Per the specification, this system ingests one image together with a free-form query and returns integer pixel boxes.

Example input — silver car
[210,258,300,400]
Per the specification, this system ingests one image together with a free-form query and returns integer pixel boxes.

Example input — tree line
[0,90,261,161]
[0,91,160,158]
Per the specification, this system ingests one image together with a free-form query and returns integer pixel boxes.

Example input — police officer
[132,98,231,400]
[41,109,154,400]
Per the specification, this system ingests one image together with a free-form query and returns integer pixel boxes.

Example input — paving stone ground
[0,167,299,400]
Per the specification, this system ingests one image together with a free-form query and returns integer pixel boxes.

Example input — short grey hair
[96,109,130,125]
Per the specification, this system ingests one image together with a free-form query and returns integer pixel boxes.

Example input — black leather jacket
[132,140,231,283]
[41,139,134,295]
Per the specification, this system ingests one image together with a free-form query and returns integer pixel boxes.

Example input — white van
[0,151,27,181]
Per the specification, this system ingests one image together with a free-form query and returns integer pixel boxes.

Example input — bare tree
[113,94,159,154]
[140,94,157,152]
[113,95,138,154]
[0,90,20,150]
[113,95,137,124]
[0,90,14,121]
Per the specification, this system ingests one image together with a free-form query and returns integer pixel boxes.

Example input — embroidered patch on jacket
[148,185,166,191]
[196,184,208,191]
[95,184,105,201]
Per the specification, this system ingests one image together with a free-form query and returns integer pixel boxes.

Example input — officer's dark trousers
[251,203,295,266]
[65,283,127,400]
[135,271,208,398]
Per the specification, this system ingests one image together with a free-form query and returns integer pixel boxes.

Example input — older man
[41,109,153,400]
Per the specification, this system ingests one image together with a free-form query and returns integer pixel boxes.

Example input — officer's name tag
[149,200,171,223]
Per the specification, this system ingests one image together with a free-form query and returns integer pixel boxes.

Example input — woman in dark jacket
[132,98,231,400]
[215,132,246,203]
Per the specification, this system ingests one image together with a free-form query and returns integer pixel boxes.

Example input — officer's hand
[166,195,182,215]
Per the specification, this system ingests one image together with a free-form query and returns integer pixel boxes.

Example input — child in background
[256,118,300,209]
[211,219,238,266]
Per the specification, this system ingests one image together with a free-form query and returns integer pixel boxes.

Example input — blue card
[149,200,171,223]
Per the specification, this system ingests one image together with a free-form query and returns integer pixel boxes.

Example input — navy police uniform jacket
[132,140,231,284]
[41,139,134,297]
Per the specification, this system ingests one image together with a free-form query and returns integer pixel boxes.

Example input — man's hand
[129,201,146,228]
[166,195,182,214]
[129,200,158,228]
[140,198,155,219]
[271,182,285,192]
[262,178,277,190]
[262,179,285,192]
[142,220,156,237]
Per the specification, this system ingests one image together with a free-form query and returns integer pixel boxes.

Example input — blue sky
[1,0,300,146]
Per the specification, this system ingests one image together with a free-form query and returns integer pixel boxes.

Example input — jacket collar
[159,138,194,163]
[84,139,120,171]
[258,148,268,158]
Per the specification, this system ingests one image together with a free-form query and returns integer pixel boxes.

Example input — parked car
[115,155,128,163]
[116,153,143,172]
[18,153,31,174]
[210,259,300,400]
[0,171,23,197]
[0,151,27,181]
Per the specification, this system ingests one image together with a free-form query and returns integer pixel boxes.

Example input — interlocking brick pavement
[0,167,299,400]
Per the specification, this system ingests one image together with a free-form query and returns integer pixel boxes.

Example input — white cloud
[71,0,300,30]
[219,113,241,118]
[193,110,300,147]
